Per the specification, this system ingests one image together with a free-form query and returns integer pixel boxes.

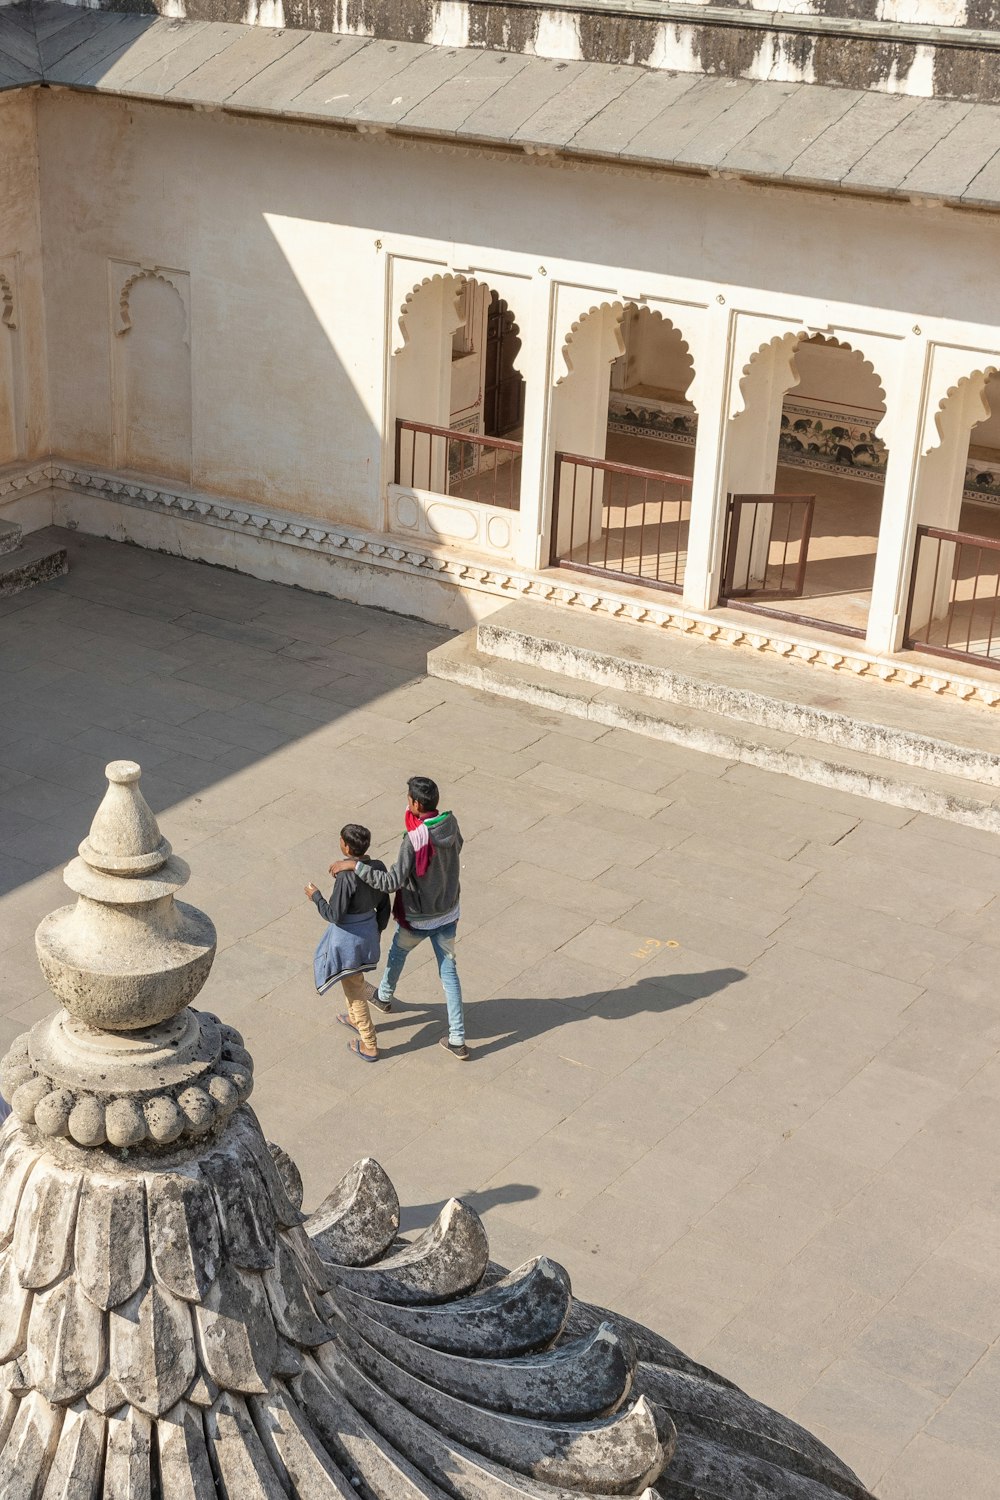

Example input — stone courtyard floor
[2,532,1000,1498]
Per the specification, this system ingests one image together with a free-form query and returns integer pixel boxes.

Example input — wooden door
[483,292,525,438]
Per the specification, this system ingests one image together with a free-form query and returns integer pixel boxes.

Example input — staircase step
[427,631,1000,833]
[0,534,69,598]
[0,519,23,556]
[474,602,1000,789]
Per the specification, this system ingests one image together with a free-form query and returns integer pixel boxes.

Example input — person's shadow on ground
[400,1183,541,1232]
[374,967,746,1059]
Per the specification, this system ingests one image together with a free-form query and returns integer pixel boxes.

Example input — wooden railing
[549,451,692,592]
[904,524,1000,668]
[394,419,522,511]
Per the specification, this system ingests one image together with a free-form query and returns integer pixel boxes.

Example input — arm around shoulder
[355,838,413,894]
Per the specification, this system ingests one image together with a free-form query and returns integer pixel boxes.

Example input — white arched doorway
[391,274,526,511]
[720,333,888,636]
[904,366,1000,666]
[549,302,697,592]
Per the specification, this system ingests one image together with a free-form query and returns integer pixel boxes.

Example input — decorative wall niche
[109,260,192,484]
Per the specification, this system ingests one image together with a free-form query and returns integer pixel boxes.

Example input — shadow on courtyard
[0,531,455,902]
[400,1182,541,1233]
[373,968,746,1060]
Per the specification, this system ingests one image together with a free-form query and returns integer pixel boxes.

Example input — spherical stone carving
[144,1095,185,1144]
[105,1098,147,1149]
[12,1075,50,1122]
[0,1019,255,1152]
[207,1075,237,1111]
[68,1096,106,1147]
[219,1061,252,1096]
[34,1088,75,1137]
[178,1086,215,1135]
[1,1058,33,1101]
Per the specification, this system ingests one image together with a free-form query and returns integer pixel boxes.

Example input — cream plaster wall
[620,307,695,399]
[790,341,887,413]
[0,90,47,468]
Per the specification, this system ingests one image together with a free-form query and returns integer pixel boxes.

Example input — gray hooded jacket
[355,811,463,928]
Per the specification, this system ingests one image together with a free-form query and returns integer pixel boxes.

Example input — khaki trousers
[341,973,378,1052]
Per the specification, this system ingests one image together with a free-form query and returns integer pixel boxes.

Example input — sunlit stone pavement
[2,531,999,1499]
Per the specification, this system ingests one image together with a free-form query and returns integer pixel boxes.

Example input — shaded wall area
[0,88,47,468]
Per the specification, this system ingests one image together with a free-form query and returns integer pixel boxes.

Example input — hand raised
[328,858,357,876]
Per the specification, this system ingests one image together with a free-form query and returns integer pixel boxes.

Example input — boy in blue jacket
[306,823,390,1061]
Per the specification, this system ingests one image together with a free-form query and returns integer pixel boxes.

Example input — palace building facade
[2,0,1000,703]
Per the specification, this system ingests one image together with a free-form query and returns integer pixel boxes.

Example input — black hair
[340,823,372,857]
[407,775,439,812]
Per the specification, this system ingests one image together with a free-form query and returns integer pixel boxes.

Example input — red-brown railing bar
[394,418,522,512]
[551,450,692,595]
[904,523,1000,670]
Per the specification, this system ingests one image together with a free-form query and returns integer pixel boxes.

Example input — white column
[514,272,556,571]
[865,345,931,655]
[681,304,731,612]
[684,315,797,611]
[908,379,985,632]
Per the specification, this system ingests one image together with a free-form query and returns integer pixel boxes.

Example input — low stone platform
[0,520,67,599]
[428,603,1000,832]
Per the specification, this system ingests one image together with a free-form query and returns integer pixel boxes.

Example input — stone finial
[0,761,252,1150]
[35,759,213,1031]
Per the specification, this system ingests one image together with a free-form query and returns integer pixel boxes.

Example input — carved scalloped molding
[0,270,15,331]
[111,261,191,344]
[2,460,997,708]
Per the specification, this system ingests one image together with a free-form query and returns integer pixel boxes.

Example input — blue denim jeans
[378,921,464,1045]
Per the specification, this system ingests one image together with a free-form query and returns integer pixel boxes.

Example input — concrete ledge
[429,630,1000,831]
[477,603,1000,787]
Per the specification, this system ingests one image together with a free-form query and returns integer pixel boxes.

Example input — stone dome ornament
[0,762,875,1499]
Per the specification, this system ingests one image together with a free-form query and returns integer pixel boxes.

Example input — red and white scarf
[405,808,435,877]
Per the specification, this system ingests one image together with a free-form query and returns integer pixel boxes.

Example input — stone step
[471,601,1000,789]
[0,518,23,556]
[427,630,1000,833]
[0,532,69,598]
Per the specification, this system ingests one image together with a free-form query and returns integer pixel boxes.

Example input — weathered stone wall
[61,0,1000,102]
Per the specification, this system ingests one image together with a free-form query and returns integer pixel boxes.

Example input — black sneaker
[369,991,392,1014]
[439,1038,469,1061]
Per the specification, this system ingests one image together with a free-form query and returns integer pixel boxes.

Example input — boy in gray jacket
[329,775,468,1060]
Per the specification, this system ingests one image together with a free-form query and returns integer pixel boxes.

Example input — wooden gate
[722,494,815,600]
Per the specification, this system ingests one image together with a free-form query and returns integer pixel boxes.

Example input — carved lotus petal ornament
[0,761,876,1498]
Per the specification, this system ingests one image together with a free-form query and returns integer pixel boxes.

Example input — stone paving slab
[0,531,999,1499]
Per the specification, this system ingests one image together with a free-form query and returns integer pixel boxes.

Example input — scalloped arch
[558,301,695,394]
[929,363,1000,451]
[0,272,14,330]
[733,330,888,432]
[117,269,187,339]
[394,272,464,355]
